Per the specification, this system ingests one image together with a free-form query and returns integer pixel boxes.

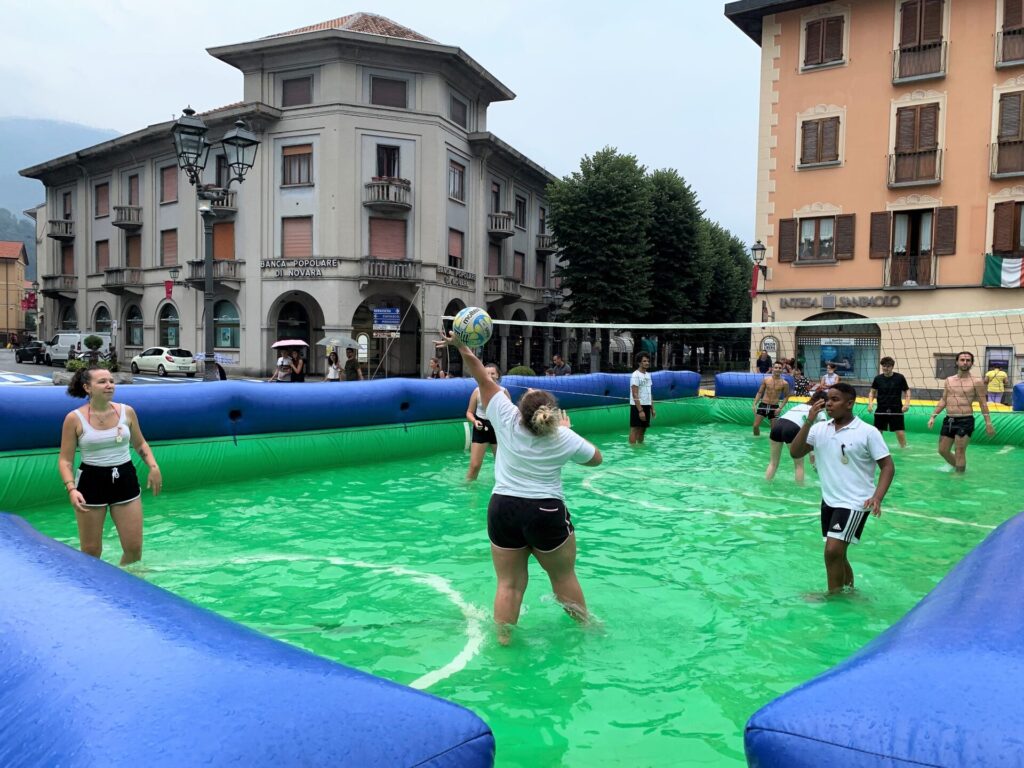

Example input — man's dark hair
[955,351,974,364]
[826,362,836,370]
[879,356,895,367]
[635,352,650,365]
[831,382,857,401]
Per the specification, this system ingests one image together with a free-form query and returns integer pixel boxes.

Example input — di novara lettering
[780,295,902,309]
[260,258,340,278]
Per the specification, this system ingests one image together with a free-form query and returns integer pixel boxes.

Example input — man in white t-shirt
[629,353,655,445]
[790,382,895,594]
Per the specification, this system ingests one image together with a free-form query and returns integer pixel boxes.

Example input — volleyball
[452,306,493,347]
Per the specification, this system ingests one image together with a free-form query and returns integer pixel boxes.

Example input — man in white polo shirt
[790,382,895,594]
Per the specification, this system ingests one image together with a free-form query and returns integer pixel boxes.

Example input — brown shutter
[822,17,844,62]
[834,215,855,260]
[870,211,892,258]
[821,117,840,162]
[1006,0,1024,29]
[900,0,921,46]
[161,167,177,203]
[61,244,74,274]
[895,107,917,152]
[921,0,944,42]
[777,218,797,263]
[161,229,178,266]
[282,77,312,107]
[918,103,939,149]
[800,120,820,165]
[95,240,109,272]
[448,228,463,259]
[371,77,407,108]
[488,243,502,274]
[368,217,406,260]
[804,20,823,66]
[95,184,109,217]
[513,251,525,281]
[999,93,1023,141]
[128,175,140,206]
[282,144,311,157]
[126,235,141,268]
[993,201,1016,252]
[213,222,235,261]
[282,217,313,258]
[933,206,957,255]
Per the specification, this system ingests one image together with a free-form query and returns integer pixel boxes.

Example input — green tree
[691,220,752,369]
[547,148,652,323]
[0,208,36,279]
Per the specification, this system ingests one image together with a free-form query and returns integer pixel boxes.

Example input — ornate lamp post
[171,107,259,380]
[750,239,767,299]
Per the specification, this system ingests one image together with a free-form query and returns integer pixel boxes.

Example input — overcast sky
[0,0,761,243]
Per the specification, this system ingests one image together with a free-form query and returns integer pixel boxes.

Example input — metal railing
[363,179,412,209]
[888,149,942,186]
[360,258,421,280]
[112,206,143,228]
[998,29,1024,66]
[487,212,515,238]
[885,253,934,287]
[892,40,947,82]
[991,140,1024,177]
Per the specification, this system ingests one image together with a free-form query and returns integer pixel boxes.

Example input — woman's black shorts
[487,493,574,552]
[471,418,497,445]
[630,404,653,429]
[769,419,801,444]
[76,461,141,508]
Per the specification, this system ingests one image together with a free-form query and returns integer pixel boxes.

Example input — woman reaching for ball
[465,364,511,481]
[438,324,603,645]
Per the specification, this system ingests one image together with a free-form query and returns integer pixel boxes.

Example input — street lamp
[171,107,260,381]
[751,240,767,274]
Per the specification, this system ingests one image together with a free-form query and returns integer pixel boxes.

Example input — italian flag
[983,254,1024,288]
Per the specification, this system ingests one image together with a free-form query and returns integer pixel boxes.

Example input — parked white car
[130,347,197,377]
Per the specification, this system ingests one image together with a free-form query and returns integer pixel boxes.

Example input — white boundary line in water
[156,553,487,690]
[583,469,997,530]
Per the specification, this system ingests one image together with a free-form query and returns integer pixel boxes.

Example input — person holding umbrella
[269,340,309,382]
[324,350,341,382]
[316,336,362,382]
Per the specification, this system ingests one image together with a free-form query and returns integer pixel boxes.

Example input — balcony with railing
[210,190,237,217]
[536,233,557,254]
[112,206,143,230]
[360,258,421,283]
[991,140,1024,177]
[488,212,515,239]
[40,274,78,297]
[885,252,935,288]
[998,29,1024,66]
[102,267,144,295]
[888,149,942,187]
[892,41,947,83]
[47,219,75,241]
[484,274,522,301]
[362,178,412,211]
[185,259,245,288]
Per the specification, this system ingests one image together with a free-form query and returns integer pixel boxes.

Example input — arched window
[158,304,179,347]
[125,305,143,347]
[60,305,78,330]
[93,305,111,334]
[214,300,240,348]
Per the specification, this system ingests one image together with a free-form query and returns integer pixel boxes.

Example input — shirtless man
[752,362,791,436]
[926,351,996,473]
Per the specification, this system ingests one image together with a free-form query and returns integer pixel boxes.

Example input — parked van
[45,332,113,366]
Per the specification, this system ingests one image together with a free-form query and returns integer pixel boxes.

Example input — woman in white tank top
[58,367,162,565]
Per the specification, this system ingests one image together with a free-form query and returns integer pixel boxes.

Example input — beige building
[21,13,562,377]
[726,0,1024,392]
[0,241,28,344]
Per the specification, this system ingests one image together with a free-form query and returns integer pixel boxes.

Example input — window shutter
[282,144,311,157]
[161,229,178,266]
[128,175,140,206]
[834,215,855,260]
[822,17,844,62]
[368,217,406,260]
[999,93,1023,141]
[800,120,819,165]
[993,201,1016,252]
[95,240,109,272]
[95,184,109,217]
[126,235,142,268]
[282,77,312,107]
[821,117,840,162]
[61,244,74,274]
[1006,0,1024,29]
[900,0,921,46]
[933,206,957,255]
[804,20,823,66]
[448,228,463,259]
[213,222,235,261]
[921,0,944,43]
[918,104,939,149]
[371,77,408,108]
[895,107,917,152]
[488,243,502,274]
[870,211,892,258]
[282,217,313,258]
[161,167,177,203]
[777,218,797,263]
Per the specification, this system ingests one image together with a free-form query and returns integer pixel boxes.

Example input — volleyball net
[449,308,1024,402]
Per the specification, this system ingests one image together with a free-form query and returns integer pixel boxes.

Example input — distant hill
[0,117,120,279]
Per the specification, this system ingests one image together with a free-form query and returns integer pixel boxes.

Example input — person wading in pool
[58,366,162,565]
[437,330,603,645]
[927,351,996,473]
[629,352,655,445]
[465,364,511,481]
[765,390,828,484]
[790,383,894,594]
[752,362,790,436]
[866,356,911,448]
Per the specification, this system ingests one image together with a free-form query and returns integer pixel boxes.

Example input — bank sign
[261,258,340,278]
[779,295,902,309]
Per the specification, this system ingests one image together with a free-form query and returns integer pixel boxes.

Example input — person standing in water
[58,367,162,565]
[867,357,911,448]
[629,352,656,445]
[465,364,511,481]
[752,362,791,436]
[765,390,827,483]
[437,330,602,645]
[927,351,996,472]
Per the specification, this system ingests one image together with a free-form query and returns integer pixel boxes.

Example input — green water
[25,422,1021,767]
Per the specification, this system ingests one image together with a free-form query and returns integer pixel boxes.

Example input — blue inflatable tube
[0,514,494,767]
[714,372,796,398]
[745,510,1024,768]
[1013,381,1024,411]
[0,372,701,452]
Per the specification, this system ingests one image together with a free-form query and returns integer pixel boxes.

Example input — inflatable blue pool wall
[0,371,701,452]
[713,372,796,399]
[1014,381,1024,411]
[0,514,494,768]
[745,509,1024,768]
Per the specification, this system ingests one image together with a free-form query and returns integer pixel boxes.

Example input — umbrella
[316,336,359,349]
[272,339,309,349]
